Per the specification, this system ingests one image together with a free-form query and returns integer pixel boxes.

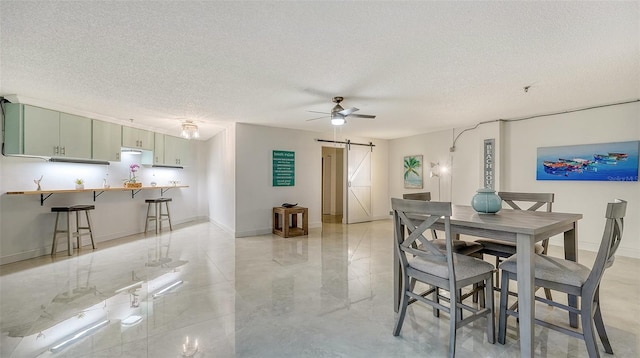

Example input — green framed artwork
[404,155,423,189]
[273,150,295,186]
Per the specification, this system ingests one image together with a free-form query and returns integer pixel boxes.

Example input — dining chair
[474,191,554,299]
[497,199,627,358]
[392,198,495,358]
[403,193,484,305]
[403,192,483,256]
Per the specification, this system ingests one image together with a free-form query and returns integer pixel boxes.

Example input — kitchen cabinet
[92,120,122,161]
[164,135,191,166]
[3,103,91,158]
[122,126,154,150]
[153,132,165,165]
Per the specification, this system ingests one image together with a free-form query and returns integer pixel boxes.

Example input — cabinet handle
[135,140,139,147]
[54,146,58,155]
[116,153,120,160]
[61,146,66,155]
[140,140,143,147]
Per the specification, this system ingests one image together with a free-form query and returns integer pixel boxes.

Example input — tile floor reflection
[1,220,639,357]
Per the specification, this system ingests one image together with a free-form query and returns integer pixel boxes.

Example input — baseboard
[0,217,204,265]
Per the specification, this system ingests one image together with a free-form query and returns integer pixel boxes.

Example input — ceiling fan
[306,96,376,126]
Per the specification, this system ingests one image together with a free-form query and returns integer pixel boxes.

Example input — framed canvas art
[537,141,639,181]
[404,155,423,188]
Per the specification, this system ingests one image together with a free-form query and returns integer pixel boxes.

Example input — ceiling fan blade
[350,114,376,119]
[308,111,330,114]
[306,115,329,121]
[338,107,359,116]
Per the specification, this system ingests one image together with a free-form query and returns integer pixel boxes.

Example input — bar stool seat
[51,205,96,256]
[145,198,173,234]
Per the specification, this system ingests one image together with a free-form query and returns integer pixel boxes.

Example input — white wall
[0,143,204,264]
[233,124,389,237]
[389,102,640,258]
[205,125,236,233]
[501,102,640,255]
[389,128,455,202]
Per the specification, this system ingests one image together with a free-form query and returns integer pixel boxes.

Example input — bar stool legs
[51,205,96,256]
[145,198,173,234]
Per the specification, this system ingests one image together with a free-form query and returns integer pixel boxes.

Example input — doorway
[321,146,344,223]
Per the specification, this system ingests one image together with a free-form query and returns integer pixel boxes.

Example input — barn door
[346,145,372,223]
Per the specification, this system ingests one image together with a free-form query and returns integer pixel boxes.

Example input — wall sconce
[181,121,199,139]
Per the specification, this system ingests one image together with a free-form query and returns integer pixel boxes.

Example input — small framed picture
[404,155,423,189]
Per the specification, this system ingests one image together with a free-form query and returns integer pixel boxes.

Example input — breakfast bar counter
[6,185,189,205]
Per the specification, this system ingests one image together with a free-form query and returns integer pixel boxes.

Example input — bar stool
[144,198,173,234]
[51,205,96,256]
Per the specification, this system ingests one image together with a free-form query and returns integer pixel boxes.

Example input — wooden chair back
[497,192,554,212]
[585,199,627,291]
[402,192,432,201]
[392,198,455,281]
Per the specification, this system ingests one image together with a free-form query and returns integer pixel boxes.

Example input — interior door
[346,145,372,223]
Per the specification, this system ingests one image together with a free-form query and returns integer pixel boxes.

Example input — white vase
[75,184,85,190]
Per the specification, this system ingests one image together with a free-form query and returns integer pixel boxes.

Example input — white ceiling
[1,1,638,140]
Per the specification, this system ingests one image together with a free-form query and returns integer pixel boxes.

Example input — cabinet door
[164,135,190,166]
[137,129,154,151]
[122,126,139,148]
[154,133,165,164]
[60,113,91,158]
[93,120,122,161]
[23,105,60,156]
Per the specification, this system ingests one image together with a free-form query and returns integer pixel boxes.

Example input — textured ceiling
[1,1,638,140]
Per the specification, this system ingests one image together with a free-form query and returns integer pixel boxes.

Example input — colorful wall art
[536,141,639,181]
[404,155,423,188]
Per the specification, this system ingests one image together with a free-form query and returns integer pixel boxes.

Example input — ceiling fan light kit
[307,96,376,126]
[331,114,346,126]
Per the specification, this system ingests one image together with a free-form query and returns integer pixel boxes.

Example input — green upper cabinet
[164,135,191,166]
[3,103,91,158]
[153,132,165,165]
[122,126,154,150]
[59,113,92,158]
[92,120,122,161]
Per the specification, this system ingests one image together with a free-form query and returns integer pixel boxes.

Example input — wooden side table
[273,206,308,238]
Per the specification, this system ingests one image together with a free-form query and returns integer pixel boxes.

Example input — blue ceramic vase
[471,189,502,214]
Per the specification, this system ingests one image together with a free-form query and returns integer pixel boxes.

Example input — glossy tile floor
[1,220,639,357]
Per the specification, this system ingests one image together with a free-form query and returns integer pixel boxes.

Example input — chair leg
[85,210,96,249]
[165,201,173,230]
[75,211,81,249]
[51,212,60,255]
[581,298,600,358]
[144,203,151,233]
[494,256,500,289]
[66,212,72,256]
[457,289,464,320]
[433,286,440,318]
[593,289,613,354]
[486,274,495,344]
[393,273,410,336]
[497,271,510,344]
[448,289,458,358]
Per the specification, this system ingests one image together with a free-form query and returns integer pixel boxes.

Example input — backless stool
[51,205,96,256]
[145,198,173,234]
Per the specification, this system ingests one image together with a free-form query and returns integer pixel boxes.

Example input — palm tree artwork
[404,155,423,188]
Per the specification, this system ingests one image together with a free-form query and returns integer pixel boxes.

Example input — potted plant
[75,178,85,190]
[124,164,143,188]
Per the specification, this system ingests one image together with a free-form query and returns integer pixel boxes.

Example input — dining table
[393,205,583,358]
